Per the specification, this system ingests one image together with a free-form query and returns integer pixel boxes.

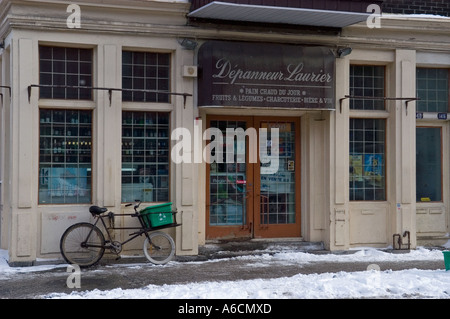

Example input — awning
[188,1,372,28]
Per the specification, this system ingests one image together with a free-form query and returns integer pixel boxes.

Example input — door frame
[205,115,301,240]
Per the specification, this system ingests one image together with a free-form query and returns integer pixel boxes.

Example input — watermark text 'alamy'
[171,120,280,174]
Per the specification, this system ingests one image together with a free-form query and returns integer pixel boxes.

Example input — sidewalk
[0,241,447,299]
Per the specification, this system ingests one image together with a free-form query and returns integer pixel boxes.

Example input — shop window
[416,127,442,202]
[122,111,170,203]
[416,68,449,113]
[350,65,385,110]
[39,46,93,100]
[349,119,386,201]
[39,109,92,204]
[122,51,170,103]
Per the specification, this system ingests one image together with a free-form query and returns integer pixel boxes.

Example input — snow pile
[45,268,450,299]
[0,249,66,278]
[44,247,449,299]
[272,246,446,262]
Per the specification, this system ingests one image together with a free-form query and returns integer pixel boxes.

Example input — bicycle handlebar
[124,200,141,211]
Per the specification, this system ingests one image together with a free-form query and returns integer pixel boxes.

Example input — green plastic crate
[140,202,173,228]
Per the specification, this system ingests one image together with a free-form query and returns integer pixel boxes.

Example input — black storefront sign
[198,41,336,109]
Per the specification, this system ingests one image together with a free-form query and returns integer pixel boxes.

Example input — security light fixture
[178,38,198,50]
[337,47,352,58]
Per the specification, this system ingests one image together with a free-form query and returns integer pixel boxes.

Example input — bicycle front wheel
[143,231,175,265]
[60,222,105,268]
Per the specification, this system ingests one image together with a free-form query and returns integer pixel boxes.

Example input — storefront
[185,1,450,251]
[0,0,449,266]
[197,41,335,240]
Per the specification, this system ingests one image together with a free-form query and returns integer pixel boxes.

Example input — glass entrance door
[255,118,301,238]
[206,116,301,239]
[206,117,253,239]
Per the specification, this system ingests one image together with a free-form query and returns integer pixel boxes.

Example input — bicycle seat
[89,206,108,215]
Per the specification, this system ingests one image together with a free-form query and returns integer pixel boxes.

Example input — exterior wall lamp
[178,38,198,50]
[337,47,353,58]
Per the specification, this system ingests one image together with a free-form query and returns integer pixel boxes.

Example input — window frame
[416,67,450,113]
[38,45,94,101]
[349,65,386,111]
[121,50,172,104]
[348,64,389,202]
[38,108,93,205]
[349,117,387,202]
[121,110,171,204]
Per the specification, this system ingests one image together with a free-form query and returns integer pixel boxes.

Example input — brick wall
[382,0,450,17]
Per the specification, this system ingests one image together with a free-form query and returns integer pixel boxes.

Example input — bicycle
[60,200,180,268]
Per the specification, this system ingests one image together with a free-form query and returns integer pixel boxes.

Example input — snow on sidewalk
[45,268,450,299]
[2,247,450,299]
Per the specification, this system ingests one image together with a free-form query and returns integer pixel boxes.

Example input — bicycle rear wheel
[60,222,105,267]
[143,231,175,265]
